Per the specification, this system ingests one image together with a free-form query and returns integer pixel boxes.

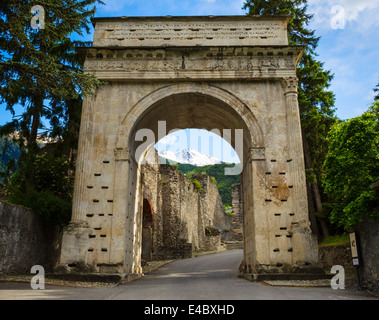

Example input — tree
[322,110,379,232]
[6,153,73,226]
[243,0,337,240]
[0,0,103,225]
[374,79,379,101]
[0,0,102,150]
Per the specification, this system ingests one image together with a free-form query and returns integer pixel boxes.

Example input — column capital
[281,77,299,95]
[249,147,266,162]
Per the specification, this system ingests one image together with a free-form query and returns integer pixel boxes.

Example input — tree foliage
[374,79,379,102]
[0,0,102,149]
[0,0,103,225]
[5,153,73,226]
[322,110,379,231]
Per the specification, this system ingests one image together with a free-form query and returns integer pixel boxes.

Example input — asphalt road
[0,249,377,301]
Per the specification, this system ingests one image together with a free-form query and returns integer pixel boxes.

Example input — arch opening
[123,85,263,273]
[155,128,241,166]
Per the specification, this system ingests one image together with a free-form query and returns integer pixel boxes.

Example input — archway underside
[125,90,257,274]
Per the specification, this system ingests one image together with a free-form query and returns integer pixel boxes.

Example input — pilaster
[281,77,318,266]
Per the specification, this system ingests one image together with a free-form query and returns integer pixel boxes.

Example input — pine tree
[0,0,102,150]
[243,0,337,240]
[0,1,103,223]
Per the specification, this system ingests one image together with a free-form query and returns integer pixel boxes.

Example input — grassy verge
[319,234,350,248]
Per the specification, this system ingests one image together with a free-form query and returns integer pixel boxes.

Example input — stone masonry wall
[192,174,232,235]
[142,164,228,260]
[0,201,62,275]
[230,184,243,241]
[357,219,379,295]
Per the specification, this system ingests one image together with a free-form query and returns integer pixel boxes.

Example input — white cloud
[308,0,379,31]
[158,134,179,147]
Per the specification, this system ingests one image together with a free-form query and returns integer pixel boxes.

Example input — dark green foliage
[243,0,337,150]
[19,188,72,227]
[374,80,379,102]
[5,153,73,226]
[322,110,379,231]
[243,0,319,50]
[0,0,103,148]
[178,163,241,206]
[0,0,103,226]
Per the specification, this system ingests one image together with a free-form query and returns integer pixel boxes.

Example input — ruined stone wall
[192,174,230,235]
[157,164,200,259]
[141,164,227,260]
[232,184,243,225]
[230,184,243,241]
[357,219,379,295]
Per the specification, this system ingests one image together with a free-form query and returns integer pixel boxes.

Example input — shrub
[223,204,233,216]
[205,227,220,237]
[322,112,379,231]
[192,179,203,191]
[5,153,73,226]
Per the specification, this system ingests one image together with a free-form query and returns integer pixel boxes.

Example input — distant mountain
[159,148,224,166]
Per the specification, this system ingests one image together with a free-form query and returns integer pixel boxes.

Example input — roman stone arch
[57,15,319,279]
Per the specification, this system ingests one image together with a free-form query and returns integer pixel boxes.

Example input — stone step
[224,241,243,250]
[240,273,334,282]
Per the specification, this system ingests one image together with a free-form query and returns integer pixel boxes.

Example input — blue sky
[1,0,378,162]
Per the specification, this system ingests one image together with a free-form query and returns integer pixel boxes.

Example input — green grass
[319,234,350,248]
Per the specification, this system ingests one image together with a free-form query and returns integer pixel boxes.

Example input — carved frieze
[83,47,302,81]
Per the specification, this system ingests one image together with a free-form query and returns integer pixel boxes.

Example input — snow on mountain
[159,148,223,166]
